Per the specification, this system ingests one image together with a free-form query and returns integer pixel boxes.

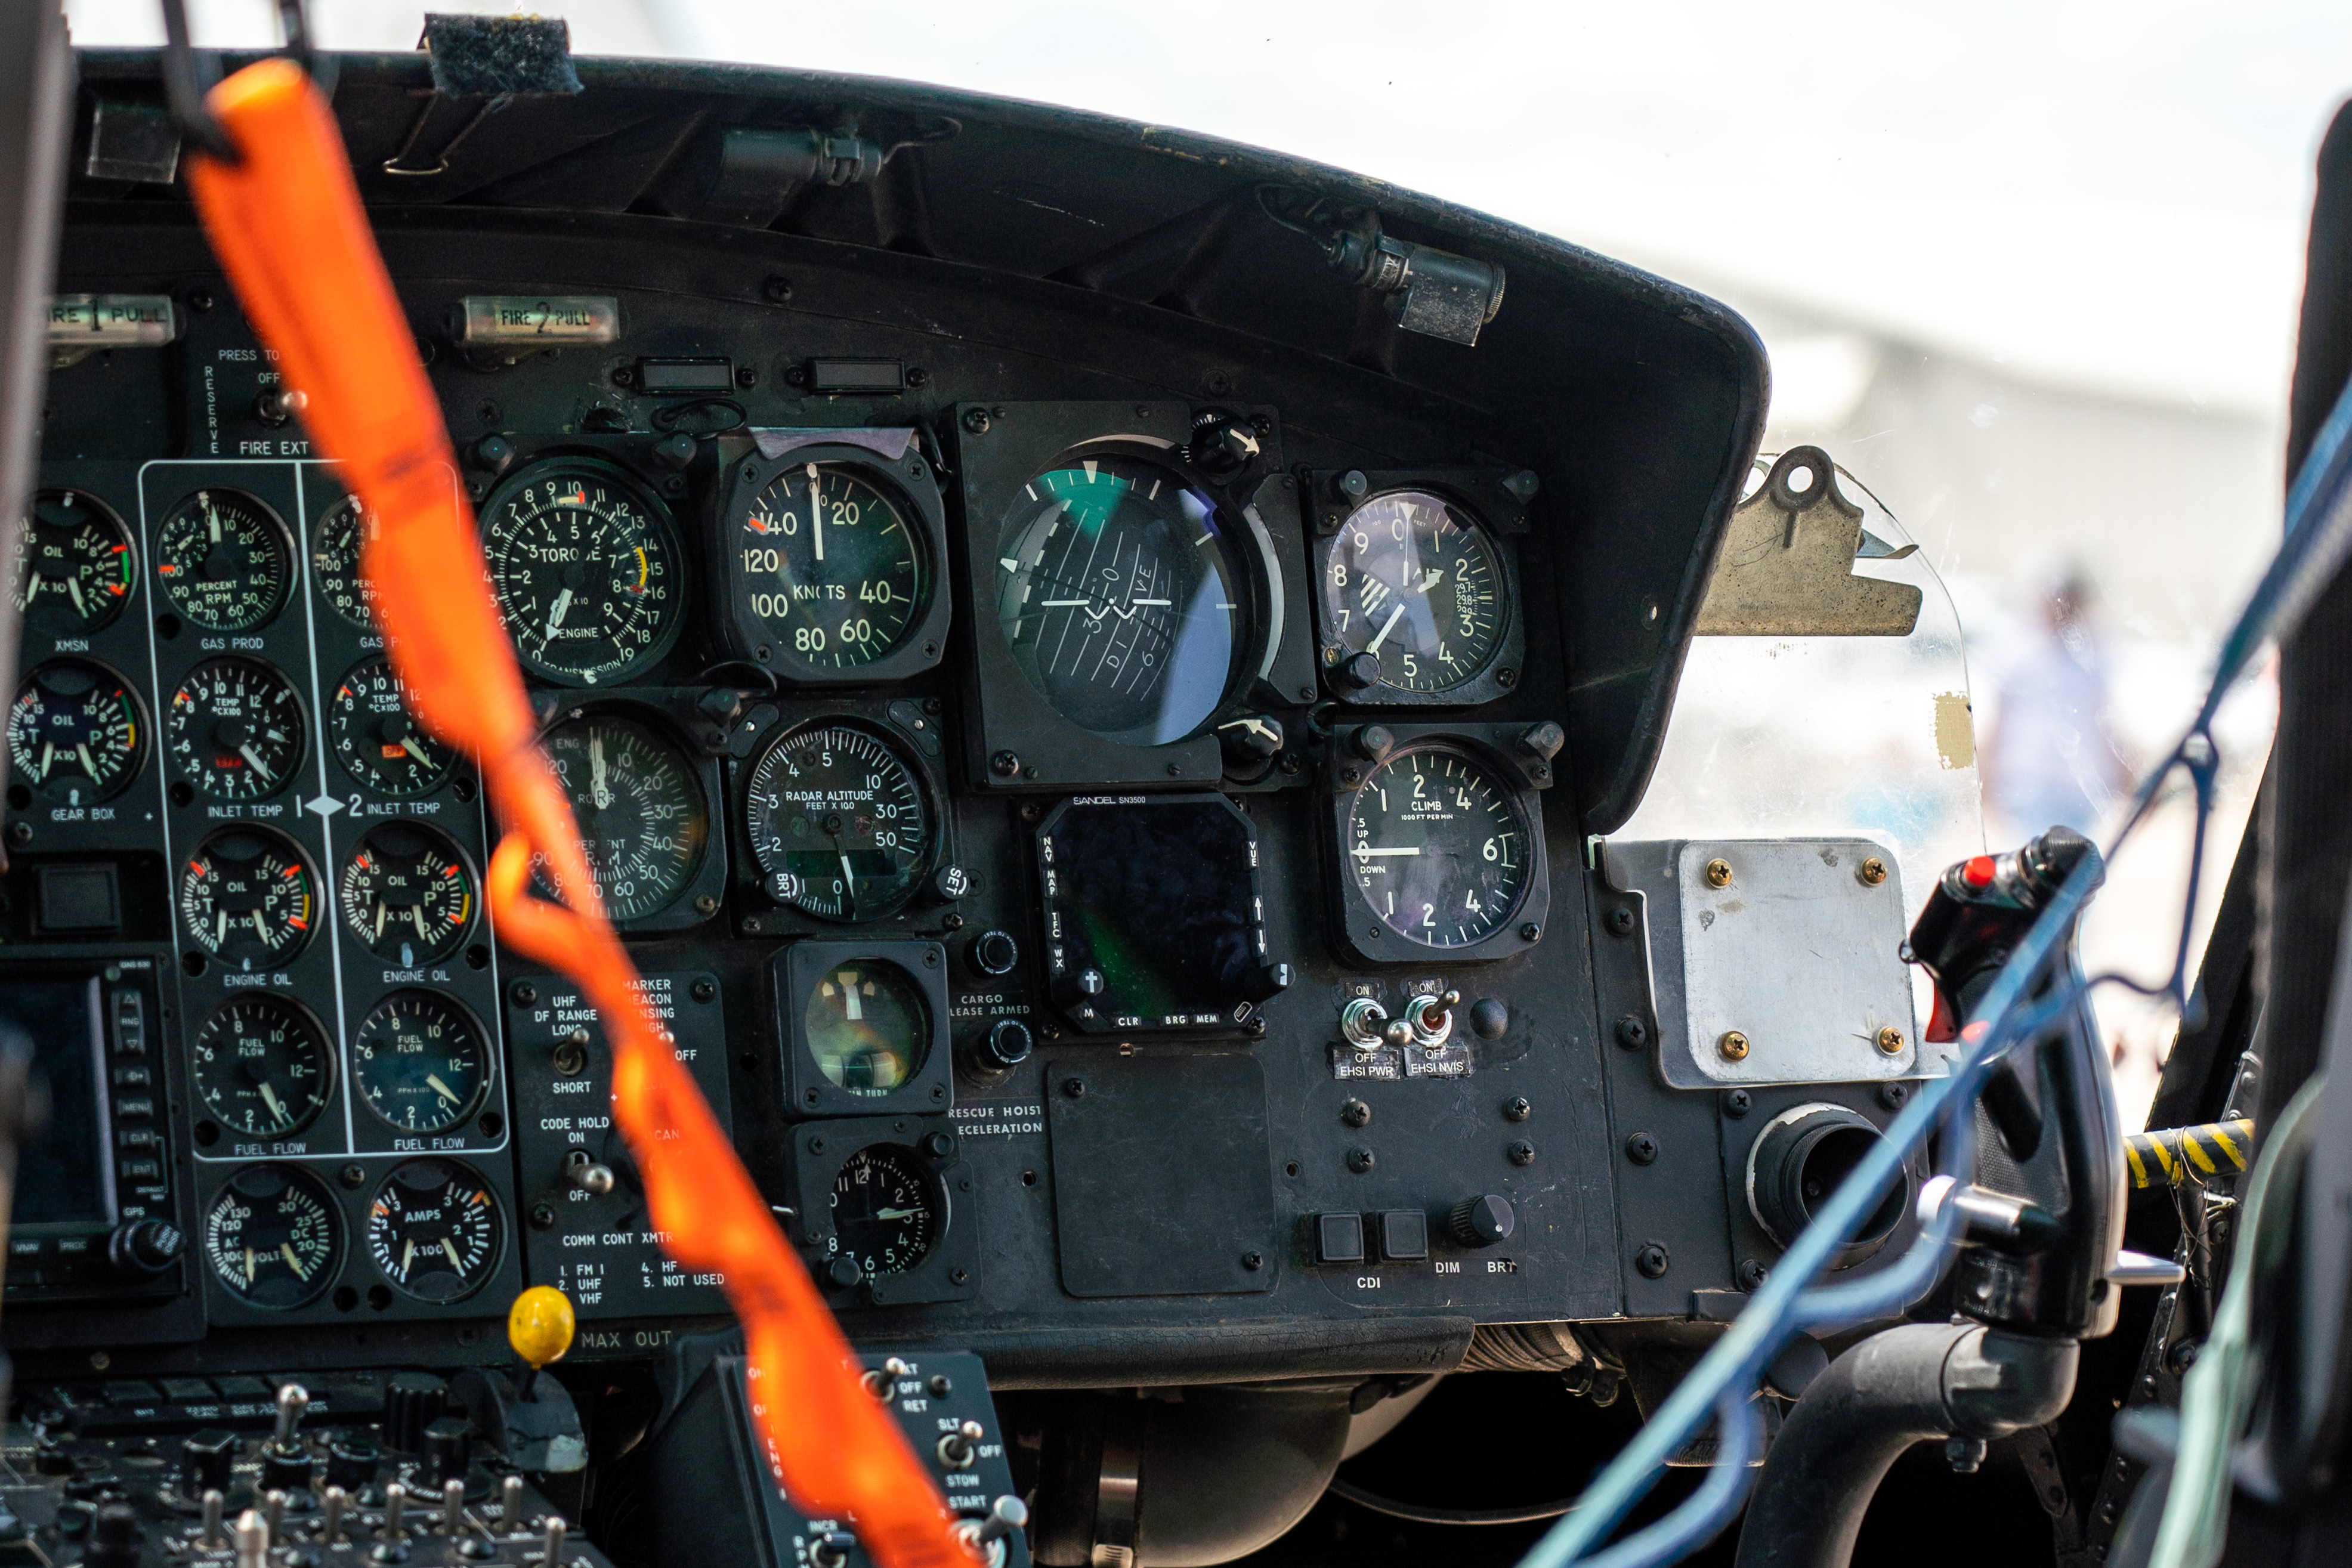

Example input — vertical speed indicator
[1343,746,1531,949]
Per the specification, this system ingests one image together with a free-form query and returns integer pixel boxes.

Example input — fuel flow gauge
[191,997,332,1139]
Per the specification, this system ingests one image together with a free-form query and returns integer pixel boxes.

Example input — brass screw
[1859,856,1889,886]
[1719,1030,1750,1061]
[1704,858,1733,889]
[1876,1026,1906,1055]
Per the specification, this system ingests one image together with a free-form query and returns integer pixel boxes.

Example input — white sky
[63,2,2352,416]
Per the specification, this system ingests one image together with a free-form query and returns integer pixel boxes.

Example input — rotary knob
[382,1372,449,1454]
[179,1428,237,1497]
[107,1217,184,1276]
[966,930,1019,978]
[1448,1194,1516,1248]
[976,1019,1033,1072]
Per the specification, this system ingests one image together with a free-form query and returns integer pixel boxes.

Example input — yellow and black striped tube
[2125,1119,2255,1189]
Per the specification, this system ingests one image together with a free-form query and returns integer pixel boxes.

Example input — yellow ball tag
[507,1285,577,1371]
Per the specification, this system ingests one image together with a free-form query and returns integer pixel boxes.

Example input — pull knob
[324,1437,379,1493]
[973,1019,1033,1072]
[382,1372,449,1455]
[966,930,1019,978]
[1449,1194,1516,1248]
[107,1217,183,1276]
[1333,651,1383,692]
[180,1428,237,1498]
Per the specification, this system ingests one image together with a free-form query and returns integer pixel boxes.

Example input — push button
[1313,1213,1365,1265]
[1379,1211,1428,1261]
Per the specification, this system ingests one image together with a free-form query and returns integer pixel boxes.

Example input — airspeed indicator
[738,463,924,668]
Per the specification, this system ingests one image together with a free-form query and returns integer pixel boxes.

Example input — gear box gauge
[9,659,144,804]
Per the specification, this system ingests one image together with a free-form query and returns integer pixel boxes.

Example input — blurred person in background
[1980,563,2130,843]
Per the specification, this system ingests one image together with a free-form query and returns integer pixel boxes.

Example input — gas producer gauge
[14,488,133,637]
[8,659,144,804]
[311,493,379,629]
[366,1157,503,1303]
[480,462,681,685]
[743,723,934,921]
[190,997,332,1139]
[202,1164,341,1309]
[178,828,317,972]
[154,488,290,632]
[166,658,305,801]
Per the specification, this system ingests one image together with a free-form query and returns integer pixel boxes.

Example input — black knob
[1349,724,1394,762]
[324,1437,380,1492]
[262,1443,314,1494]
[425,1415,472,1482]
[1335,469,1371,501]
[382,1372,449,1455]
[1449,1195,1516,1248]
[180,1428,237,1496]
[108,1217,184,1276]
[967,930,1019,978]
[651,432,698,471]
[85,1504,142,1568]
[977,1019,1033,1072]
[1334,651,1383,692]
[1470,998,1510,1040]
[1237,961,1294,1004]
[32,1433,75,1476]
[1219,716,1284,761]
[1186,416,1260,478]
[472,435,515,475]
[827,1257,864,1289]
[928,864,973,904]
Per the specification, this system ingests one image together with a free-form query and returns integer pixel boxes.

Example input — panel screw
[1061,1077,1086,1099]
[7,822,28,846]
[1704,858,1733,889]
[1603,907,1635,936]
[340,1164,366,1189]
[762,275,794,304]
[1614,1015,1648,1049]
[1739,1258,1769,1291]
[529,1204,556,1230]
[1877,1026,1906,1055]
[907,367,930,388]
[1859,856,1889,886]
[1241,1250,1264,1271]
[1721,1088,1752,1118]
[1503,1096,1532,1122]
[1496,668,1517,690]
[1880,1082,1909,1111]
[735,365,760,389]
[1340,1099,1371,1128]
[1506,1140,1535,1167]
[1624,1133,1658,1165]
[691,978,717,1003]
[1635,1242,1670,1278]
[694,894,718,916]
[1719,1030,1750,1062]
[1166,762,1182,777]
[512,982,537,1007]
[990,750,1020,778]
[963,408,992,435]
[950,1267,969,1285]
[1519,923,1541,942]
[1338,766,1363,788]
[1346,1148,1376,1174]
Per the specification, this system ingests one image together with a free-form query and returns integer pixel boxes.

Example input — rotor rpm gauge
[1322,491,1506,694]
[154,488,290,632]
[366,1158,503,1304]
[339,822,475,967]
[178,828,317,972]
[8,660,143,804]
[14,488,133,637]
[166,658,305,800]
[827,1144,939,1278]
[328,658,455,796]
[533,715,707,923]
[352,991,489,1134]
[481,463,680,685]
[738,463,925,668]
[311,493,378,629]
[191,997,332,1139]
[744,725,934,920]
[202,1164,341,1309]
[994,454,1248,746]
[1343,746,1532,950]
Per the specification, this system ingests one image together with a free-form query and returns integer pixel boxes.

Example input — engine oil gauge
[202,1164,341,1309]
[154,488,290,632]
[339,822,475,967]
[366,1157,503,1303]
[14,488,134,636]
[178,827,317,972]
[8,659,144,804]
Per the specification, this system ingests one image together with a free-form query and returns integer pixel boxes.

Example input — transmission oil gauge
[738,463,924,667]
[154,488,289,632]
[339,822,475,967]
[995,454,1247,746]
[191,997,331,1139]
[367,1158,503,1303]
[167,658,304,800]
[1344,746,1531,948]
[14,488,132,636]
[329,657,455,796]
[533,715,707,922]
[202,1164,341,1309]
[828,1145,939,1278]
[178,828,316,972]
[745,724,933,920]
[1323,491,1506,693]
[311,493,378,629]
[8,660,143,804]
[481,462,680,685]
[353,991,489,1134]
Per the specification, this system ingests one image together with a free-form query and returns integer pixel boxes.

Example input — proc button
[1313,1214,1365,1265]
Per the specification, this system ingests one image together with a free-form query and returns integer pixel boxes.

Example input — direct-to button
[1313,1213,1366,1265]
[1379,1211,1429,1261]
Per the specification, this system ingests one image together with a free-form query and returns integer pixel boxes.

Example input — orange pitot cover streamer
[183,58,970,1568]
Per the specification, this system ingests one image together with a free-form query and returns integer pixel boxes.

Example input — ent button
[1313,1214,1366,1265]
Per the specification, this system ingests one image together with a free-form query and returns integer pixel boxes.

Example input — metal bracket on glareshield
[1695,446,1924,636]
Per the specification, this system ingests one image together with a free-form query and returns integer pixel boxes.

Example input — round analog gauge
[993,454,1247,746]
[154,488,290,632]
[803,961,929,1096]
[329,658,455,796]
[178,828,317,972]
[8,660,143,804]
[745,725,933,921]
[202,1164,341,1309]
[167,658,305,801]
[533,715,706,923]
[311,493,378,629]
[481,464,680,685]
[352,991,489,1134]
[1322,491,1506,693]
[827,1145,939,1278]
[191,997,332,1139]
[366,1158,503,1304]
[14,488,133,636]
[339,822,475,968]
[738,463,924,667]
[1343,746,1532,949]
